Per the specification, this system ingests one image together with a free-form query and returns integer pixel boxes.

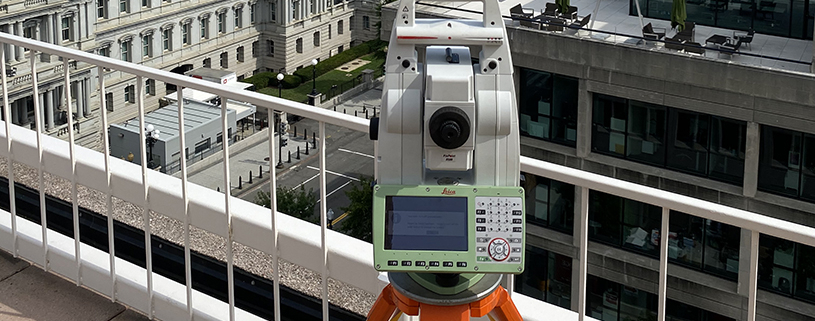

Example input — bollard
[297,146,301,160]
[334,106,336,112]
[293,126,297,137]
[355,110,358,117]
[288,150,292,163]
[249,171,253,184]
[312,133,316,148]
[344,108,346,114]
[304,128,307,140]
[239,176,242,189]
[217,187,220,192]
[259,165,263,179]
[366,110,369,119]
[305,141,310,155]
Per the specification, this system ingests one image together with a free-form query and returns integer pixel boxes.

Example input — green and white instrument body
[373,184,525,274]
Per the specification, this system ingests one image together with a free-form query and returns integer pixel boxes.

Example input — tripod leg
[419,303,469,321]
[487,287,523,321]
[368,284,399,320]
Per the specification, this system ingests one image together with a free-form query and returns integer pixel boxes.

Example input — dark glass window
[521,173,574,235]
[518,68,578,147]
[758,234,815,303]
[630,0,808,39]
[759,126,815,202]
[514,246,572,309]
[592,94,746,186]
[669,211,740,280]
[589,190,661,258]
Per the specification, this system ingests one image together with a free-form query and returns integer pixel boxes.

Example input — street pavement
[188,85,383,228]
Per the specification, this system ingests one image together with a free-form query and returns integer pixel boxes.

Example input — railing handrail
[0,32,370,133]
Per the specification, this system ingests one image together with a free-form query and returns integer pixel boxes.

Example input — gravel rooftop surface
[0,157,377,318]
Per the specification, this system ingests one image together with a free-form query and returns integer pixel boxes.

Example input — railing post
[748,230,759,321]
[220,95,236,321]
[0,42,19,258]
[98,66,117,302]
[658,208,670,321]
[31,49,49,271]
[319,121,329,320]
[135,76,155,319]
[176,85,194,320]
[64,58,82,286]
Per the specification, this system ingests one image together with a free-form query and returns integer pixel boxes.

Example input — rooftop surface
[407,0,814,73]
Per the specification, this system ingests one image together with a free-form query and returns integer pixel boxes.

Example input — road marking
[332,212,350,225]
[338,148,374,159]
[317,180,354,203]
[306,166,360,181]
[294,173,321,189]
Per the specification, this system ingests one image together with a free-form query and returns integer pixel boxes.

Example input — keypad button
[509,257,521,262]
[513,219,523,224]
[512,247,521,253]
[401,261,412,266]
[443,261,454,267]
[513,227,523,232]
[477,247,486,252]
[476,226,486,232]
[476,209,486,215]
[476,218,486,223]
[477,237,490,243]
[388,260,398,266]
[512,210,522,215]
[508,238,522,243]
[457,262,467,267]
[415,261,426,266]
[429,261,440,267]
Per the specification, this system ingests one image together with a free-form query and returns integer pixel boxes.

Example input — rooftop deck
[408,0,814,73]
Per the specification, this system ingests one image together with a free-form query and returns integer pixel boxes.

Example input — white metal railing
[0,31,815,321]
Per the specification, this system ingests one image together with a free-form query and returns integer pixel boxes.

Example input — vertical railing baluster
[177,88,193,320]
[220,95,236,321]
[748,230,759,321]
[31,49,48,270]
[577,186,589,321]
[319,121,329,320]
[373,141,378,180]
[0,42,18,258]
[268,108,281,321]
[136,76,154,319]
[64,59,81,286]
[98,66,116,301]
[657,208,670,321]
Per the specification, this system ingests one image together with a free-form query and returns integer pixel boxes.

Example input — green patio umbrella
[556,0,570,15]
[671,0,687,31]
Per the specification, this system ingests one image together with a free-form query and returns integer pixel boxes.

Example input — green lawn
[258,53,384,103]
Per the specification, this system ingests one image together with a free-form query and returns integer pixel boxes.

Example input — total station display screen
[384,196,468,251]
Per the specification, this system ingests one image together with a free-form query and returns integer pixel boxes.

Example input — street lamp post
[308,59,318,105]
[145,124,161,169]
[276,73,285,169]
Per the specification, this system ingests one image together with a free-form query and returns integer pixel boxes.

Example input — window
[120,40,131,62]
[328,24,332,39]
[203,57,211,68]
[235,8,243,29]
[292,1,299,20]
[98,46,110,57]
[252,41,258,57]
[295,38,302,53]
[250,4,256,24]
[309,0,314,14]
[589,190,662,257]
[142,35,151,58]
[270,3,276,21]
[514,246,572,309]
[218,12,226,34]
[337,45,343,53]
[194,138,211,154]
[61,17,72,42]
[220,52,228,68]
[181,23,190,46]
[669,211,740,280]
[142,0,149,7]
[124,85,135,103]
[592,94,746,186]
[362,16,369,29]
[759,126,815,202]
[200,18,209,39]
[519,68,578,147]
[162,29,171,51]
[267,40,274,56]
[217,133,223,144]
[758,235,815,303]
[349,16,354,30]
[236,46,244,62]
[97,0,107,19]
[338,20,343,34]
[313,31,320,47]
[105,93,114,111]
[521,172,574,234]
[119,0,129,13]
[146,79,155,96]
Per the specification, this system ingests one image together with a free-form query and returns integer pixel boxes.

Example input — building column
[14,22,23,60]
[742,121,760,197]
[737,228,754,297]
[38,93,45,129]
[570,185,588,313]
[45,89,54,130]
[576,78,592,158]
[82,78,90,117]
[74,81,83,119]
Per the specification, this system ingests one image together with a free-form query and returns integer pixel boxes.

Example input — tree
[339,177,373,242]
[255,186,318,224]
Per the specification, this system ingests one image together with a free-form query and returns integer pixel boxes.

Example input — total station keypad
[474,196,524,263]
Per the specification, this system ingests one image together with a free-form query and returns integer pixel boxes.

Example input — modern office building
[0,0,379,150]
[383,1,815,320]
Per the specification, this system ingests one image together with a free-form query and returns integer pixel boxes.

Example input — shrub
[240,72,274,89]
[294,39,387,81]
[280,75,302,89]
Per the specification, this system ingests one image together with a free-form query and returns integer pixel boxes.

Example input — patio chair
[717,38,743,58]
[664,36,685,51]
[546,18,566,32]
[561,6,578,20]
[567,14,592,33]
[542,3,559,17]
[510,4,534,19]
[675,22,695,42]
[642,23,666,42]
[733,29,755,50]
[683,42,706,55]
